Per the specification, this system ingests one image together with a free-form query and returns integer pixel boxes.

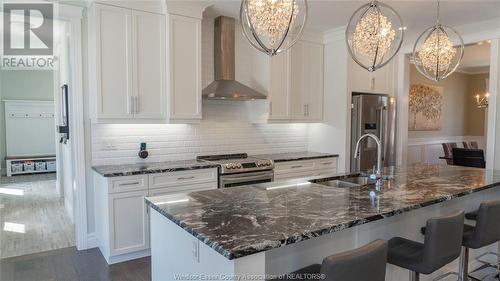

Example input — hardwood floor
[0,174,75,258]
[0,247,151,281]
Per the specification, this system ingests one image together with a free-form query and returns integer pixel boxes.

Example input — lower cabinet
[108,190,149,256]
[93,168,218,264]
[274,158,338,181]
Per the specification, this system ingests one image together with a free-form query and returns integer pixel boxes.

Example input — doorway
[0,13,77,259]
[406,42,491,166]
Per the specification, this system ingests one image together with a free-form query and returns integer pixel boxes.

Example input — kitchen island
[145,165,500,281]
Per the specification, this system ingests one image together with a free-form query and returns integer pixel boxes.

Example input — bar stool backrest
[474,200,500,247]
[423,211,464,271]
[320,240,387,281]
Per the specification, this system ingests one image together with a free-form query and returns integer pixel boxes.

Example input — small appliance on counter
[138,142,149,159]
[197,153,274,188]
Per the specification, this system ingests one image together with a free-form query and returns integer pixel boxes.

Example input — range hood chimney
[202,16,267,101]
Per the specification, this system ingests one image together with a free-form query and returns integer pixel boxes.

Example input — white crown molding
[166,1,209,19]
[323,26,346,44]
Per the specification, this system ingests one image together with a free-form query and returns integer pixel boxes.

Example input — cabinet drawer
[149,181,217,197]
[109,175,148,193]
[275,170,316,181]
[315,158,337,170]
[149,168,218,190]
[275,160,315,174]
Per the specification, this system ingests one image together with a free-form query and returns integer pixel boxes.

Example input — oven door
[219,170,274,188]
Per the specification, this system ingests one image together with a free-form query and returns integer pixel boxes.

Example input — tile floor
[0,173,75,258]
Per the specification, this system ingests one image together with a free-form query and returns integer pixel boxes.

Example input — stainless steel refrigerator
[350,93,397,173]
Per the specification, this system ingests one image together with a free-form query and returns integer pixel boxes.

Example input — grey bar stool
[269,239,387,281]
[388,210,465,281]
[460,200,500,280]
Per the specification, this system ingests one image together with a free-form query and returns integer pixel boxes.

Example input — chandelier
[346,0,404,72]
[476,92,489,109]
[412,0,464,81]
[240,0,308,56]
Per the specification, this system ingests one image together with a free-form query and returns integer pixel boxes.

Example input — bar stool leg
[409,271,420,281]
[459,247,470,281]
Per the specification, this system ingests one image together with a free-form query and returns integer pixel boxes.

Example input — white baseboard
[87,232,99,249]
[106,249,151,265]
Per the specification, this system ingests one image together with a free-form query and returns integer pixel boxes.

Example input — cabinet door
[268,52,290,120]
[133,11,166,119]
[289,41,306,119]
[348,58,391,94]
[108,190,149,256]
[168,14,202,121]
[303,42,324,121]
[95,4,133,118]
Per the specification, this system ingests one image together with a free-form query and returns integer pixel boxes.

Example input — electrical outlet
[105,143,117,150]
[192,239,199,263]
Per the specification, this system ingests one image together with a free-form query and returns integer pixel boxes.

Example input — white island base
[150,187,500,281]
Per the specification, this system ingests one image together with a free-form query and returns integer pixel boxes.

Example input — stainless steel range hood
[202,16,267,101]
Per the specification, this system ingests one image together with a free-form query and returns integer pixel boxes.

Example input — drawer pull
[322,162,333,165]
[177,176,196,180]
[119,181,140,186]
[291,165,303,169]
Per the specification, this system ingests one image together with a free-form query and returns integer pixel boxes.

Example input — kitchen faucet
[354,133,383,179]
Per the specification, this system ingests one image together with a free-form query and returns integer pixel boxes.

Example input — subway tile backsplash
[92,103,309,166]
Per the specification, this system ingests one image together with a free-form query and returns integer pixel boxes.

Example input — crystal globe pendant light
[346,0,404,72]
[412,0,464,81]
[240,0,308,56]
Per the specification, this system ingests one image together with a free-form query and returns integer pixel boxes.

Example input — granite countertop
[92,159,220,177]
[92,151,337,177]
[146,164,500,260]
[253,151,339,162]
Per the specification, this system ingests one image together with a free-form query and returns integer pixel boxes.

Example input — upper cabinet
[89,4,166,121]
[88,2,204,123]
[347,57,393,95]
[268,39,324,122]
[167,14,202,122]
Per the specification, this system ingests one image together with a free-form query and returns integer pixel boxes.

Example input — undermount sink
[313,176,375,188]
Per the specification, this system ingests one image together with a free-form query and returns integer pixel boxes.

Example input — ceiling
[201,0,500,33]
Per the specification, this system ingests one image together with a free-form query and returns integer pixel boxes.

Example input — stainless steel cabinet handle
[177,176,196,180]
[134,96,139,114]
[304,104,307,116]
[119,181,140,186]
[291,165,303,169]
[371,77,376,90]
[130,96,134,114]
[321,162,333,165]
[269,102,273,116]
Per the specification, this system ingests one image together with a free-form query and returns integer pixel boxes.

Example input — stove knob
[257,162,262,167]
[265,162,271,166]
[236,163,242,169]
[226,164,232,169]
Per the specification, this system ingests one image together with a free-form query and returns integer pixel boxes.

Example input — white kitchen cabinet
[93,167,217,264]
[91,4,133,119]
[274,158,338,181]
[167,14,202,122]
[268,39,324,122]
[108,190,149,256]
[89,3,166,122]
[348,57,393,94]
[268,53,290,120]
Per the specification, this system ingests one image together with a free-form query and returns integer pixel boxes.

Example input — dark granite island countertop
[252,151,339,162]
[92,159,220,177]
[146,165,500,261]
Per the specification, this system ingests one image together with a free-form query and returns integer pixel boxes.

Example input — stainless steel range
[197,153,274,188]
